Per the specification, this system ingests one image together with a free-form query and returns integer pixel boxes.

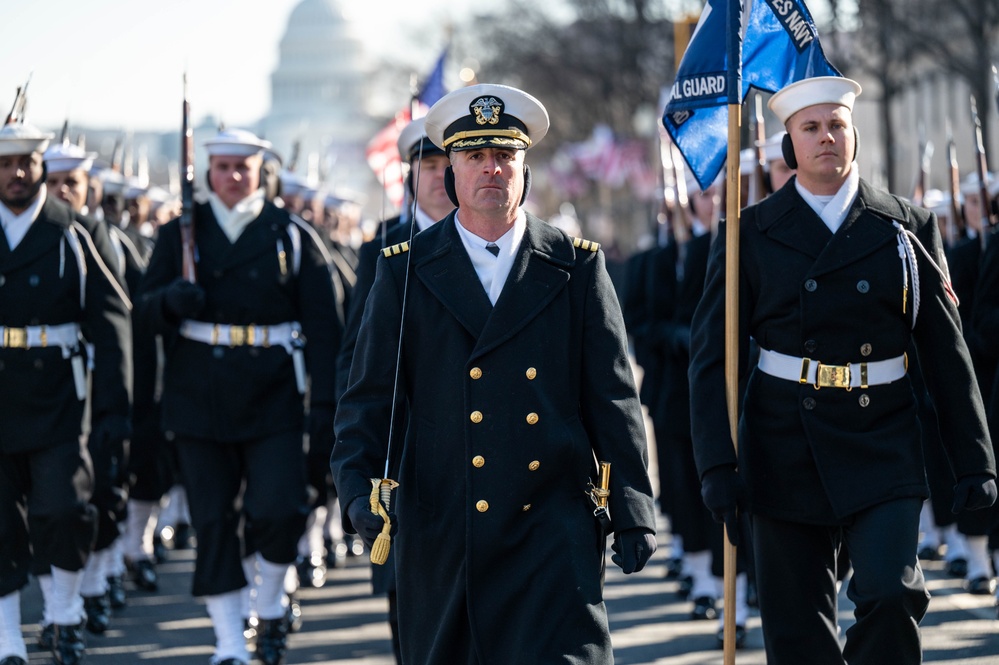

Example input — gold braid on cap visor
[443,128,531,150]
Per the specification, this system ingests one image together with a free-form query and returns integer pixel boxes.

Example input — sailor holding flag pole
[666,0,996,662]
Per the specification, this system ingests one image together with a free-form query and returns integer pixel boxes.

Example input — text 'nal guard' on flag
[662,0,840,191]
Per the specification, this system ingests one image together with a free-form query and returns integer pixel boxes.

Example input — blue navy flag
[417,47,448,108]
[662,0,839,190]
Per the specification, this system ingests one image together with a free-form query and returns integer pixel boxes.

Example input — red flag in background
[365,108,411,208]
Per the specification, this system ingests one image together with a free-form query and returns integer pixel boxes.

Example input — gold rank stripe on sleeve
[571,236,600,252]
[381,241,411,258]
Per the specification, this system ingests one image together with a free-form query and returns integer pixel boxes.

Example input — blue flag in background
[662,0,839,190]
[417,47,448,108]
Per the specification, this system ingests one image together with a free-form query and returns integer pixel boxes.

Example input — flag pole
[723,0,743,661]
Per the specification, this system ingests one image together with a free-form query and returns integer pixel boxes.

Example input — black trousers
[176,431,309,597]
[0,439,95,596]
[753,499,929,665]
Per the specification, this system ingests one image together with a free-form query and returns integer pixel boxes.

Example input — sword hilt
[368,478,399,566]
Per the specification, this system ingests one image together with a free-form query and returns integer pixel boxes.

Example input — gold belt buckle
[815,362,852,391]
[229,325,246,347]
[3,327,27,349]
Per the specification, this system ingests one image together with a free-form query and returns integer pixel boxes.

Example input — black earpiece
[405,170,415,198]
[443,166,459,207]
[781,125,860,170]
[781,133,797,170]
[204,168,214,192]
[521,164,532,206]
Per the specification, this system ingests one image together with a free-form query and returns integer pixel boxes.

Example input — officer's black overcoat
[138,201,339,441]
[0,197,131,453]
[333,213,656,665]
[689,178,995,524]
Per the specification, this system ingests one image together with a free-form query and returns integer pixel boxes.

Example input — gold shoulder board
[571,236,600,252]
[381,241,411,258]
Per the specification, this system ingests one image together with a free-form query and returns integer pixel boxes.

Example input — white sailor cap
[280,169,308,197]
[203,128,271,157]
[44,142,98,174]
[740,148,757,173]
[758,131,788,164]
[767,76,862,125]
[960,172,999,197]
[124,177,148,200]
[425,83,549,153]
[397,117,445,164]
[97,169,127,196]
[0,122,54,157]
[921,189,951,216]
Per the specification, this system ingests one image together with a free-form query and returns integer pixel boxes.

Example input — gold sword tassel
[368,478,399,565]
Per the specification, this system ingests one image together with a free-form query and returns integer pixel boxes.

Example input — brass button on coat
[470,410,483,423]
[857,280,870,293]
[470,367,483,380]
[522,504,532,511]
[860,343,872,357]
[528,460,540,471]
[803,397,816,410]
[804,279,818,292]
[526,367,537,380]
[472,455,485,468]
[526,412,539,425]
[476,500,489,513]
[859,394,870,408]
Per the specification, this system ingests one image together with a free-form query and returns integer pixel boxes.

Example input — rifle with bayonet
[748,92,772,206]
[910,123,932,208]
[971,95,995,250]
[946,119,964,247]
[4,74,32,125]
[180,74,197,283]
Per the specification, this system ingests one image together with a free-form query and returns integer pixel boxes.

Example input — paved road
[16,523,999,664]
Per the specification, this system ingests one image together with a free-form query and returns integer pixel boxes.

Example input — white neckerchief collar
[208,188,266,243]
[0,185,47,250]
[795,168,860,234]
[454,208,527,306]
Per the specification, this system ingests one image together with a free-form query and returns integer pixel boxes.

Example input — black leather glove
[611,527,657,574]
[163,278,206,321]
[700,464,747,548]
[88,414,132,517]
[306,403,336,498]
[345,495,396,549]
[951,474,998,513]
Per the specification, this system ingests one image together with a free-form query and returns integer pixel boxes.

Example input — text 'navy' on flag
[662,0,840,191]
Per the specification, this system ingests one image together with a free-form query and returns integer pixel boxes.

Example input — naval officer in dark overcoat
[137,128,339,665]
[689,77,997,664]
[333,84,657,665]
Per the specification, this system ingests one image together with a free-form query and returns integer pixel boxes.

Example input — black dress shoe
[212,659,248,665]
[917,545,941,561]
[52,621,86,665]
[663,556,684,579]
[296,554,327,589]
[676,573,694,600]
[946,557,968,578]
[716,624,747,649]
[128,558,159,592]
[83,592,112,634]
[255,615,290,665]
[691,596,718,620]
[966,576,998,595]
[286,594,303,633]
[37,622,54,649]
[152,534,167,564]
[0,656,28,665]
[107,574,127,609]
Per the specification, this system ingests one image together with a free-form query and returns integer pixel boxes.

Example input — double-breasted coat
[689,178,995,524]
[0,197,131,453]
[138,201,339,441]
[333,212,656,665]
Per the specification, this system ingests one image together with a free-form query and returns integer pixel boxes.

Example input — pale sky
[0,0,464,133]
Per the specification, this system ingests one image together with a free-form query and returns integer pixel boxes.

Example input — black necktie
[485,243,500,257]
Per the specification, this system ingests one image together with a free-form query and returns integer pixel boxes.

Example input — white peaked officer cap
[203,128,271,157]
[425,83,550,153]
[397,117,445,163]
[767,76,862,125]
[280,170,308,197]
[44,142,98,174]
[97,168,127,196]
[0,122,55,157]
[961,171,999,197]
[758,131,788,164]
